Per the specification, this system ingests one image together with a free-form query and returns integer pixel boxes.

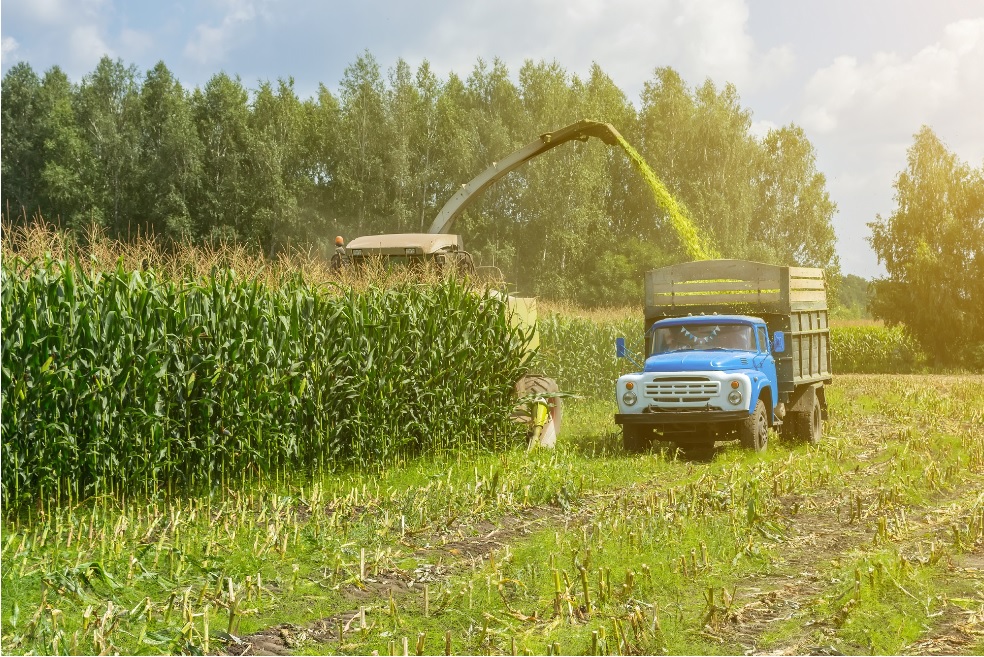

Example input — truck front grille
[644,377,719,403]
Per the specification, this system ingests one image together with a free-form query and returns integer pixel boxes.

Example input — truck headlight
[622,390,638,406]
[728,390,742,405]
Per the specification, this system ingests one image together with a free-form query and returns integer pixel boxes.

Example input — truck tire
[796,396,823,444]
[739,400,769,452]
[623,426,651,453]
[514,375,563,446]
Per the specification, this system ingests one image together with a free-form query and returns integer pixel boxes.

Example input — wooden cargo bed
[644,259,832,395]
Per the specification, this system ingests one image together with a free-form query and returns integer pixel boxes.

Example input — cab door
[755,325,779,410]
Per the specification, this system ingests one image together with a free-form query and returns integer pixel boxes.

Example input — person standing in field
[331,236,350,271]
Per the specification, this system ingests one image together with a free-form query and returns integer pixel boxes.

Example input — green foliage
[136,61,202,241]
[534,310,639,400]
[833,274,871,320]
[76,58,143,237]
[579,238,675,307]
[868,127,984,368]
[0,260,529,509]
[752,125,839,269]
[2,54,841,307]
[1,62,43,215]
[829,325,927,374]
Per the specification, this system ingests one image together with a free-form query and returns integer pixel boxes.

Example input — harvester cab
[344,233,475,276]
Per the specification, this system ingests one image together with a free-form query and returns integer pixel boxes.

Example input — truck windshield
[653,324,755,354]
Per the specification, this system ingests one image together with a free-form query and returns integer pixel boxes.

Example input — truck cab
[617,315,780,453]
[615,260,832,456]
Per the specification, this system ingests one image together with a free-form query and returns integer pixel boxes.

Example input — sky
[3,0,984,278]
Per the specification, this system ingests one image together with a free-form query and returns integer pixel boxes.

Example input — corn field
[1,258,531,511]
[829,324,927,373]
[534,312,640,401]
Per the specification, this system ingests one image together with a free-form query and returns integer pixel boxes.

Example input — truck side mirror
[615,337,627,358]
[772,331,785,353]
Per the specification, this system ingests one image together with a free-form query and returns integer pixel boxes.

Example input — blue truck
[615,260,832,456]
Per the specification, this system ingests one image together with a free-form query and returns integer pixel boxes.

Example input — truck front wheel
[739,400,769,452]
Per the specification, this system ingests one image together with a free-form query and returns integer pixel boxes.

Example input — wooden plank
[649,280,780,294]
[649,291,782,306]
[788,328,830,337]
[788,266,824,278]
[789,299,828,312]
[648,292,783,306]
[648,260,781,285]
[789,278,826,290]
[790,290,828,303]
[645,304,786,320]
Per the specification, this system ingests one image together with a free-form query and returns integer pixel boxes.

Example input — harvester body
[336,121,624,447]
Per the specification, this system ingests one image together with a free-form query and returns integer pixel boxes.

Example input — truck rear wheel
[739,400,769,452]
[796,396,823,444]
[622,426,651,453]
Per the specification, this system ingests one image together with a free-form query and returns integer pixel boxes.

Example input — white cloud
[120,28,154,59]
[411,0,794,100]
[1,36,20,63]
[800,18,984,140]
[13,0,109,26]
[670,0,793,90]
[749,118,777,139]
[2,0,114,78]
[796,17,984,277]
[69,24,113,70]
[16,0,73,24]
[183,0,264,65]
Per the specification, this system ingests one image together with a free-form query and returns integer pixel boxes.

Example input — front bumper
[615,410,748,425]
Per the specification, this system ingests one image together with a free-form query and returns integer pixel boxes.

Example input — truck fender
[747,376,774,424]
[817,385,828,421]
[757,388,775,426]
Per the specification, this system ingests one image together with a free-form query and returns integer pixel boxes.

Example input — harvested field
[3,375,983,655]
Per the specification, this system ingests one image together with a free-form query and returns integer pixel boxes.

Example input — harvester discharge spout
[426,119,625,235]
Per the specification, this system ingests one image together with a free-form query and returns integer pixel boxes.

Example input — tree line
[2,52,838,305]
[868,127,984,368]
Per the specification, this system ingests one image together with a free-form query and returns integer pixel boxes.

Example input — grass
[3,223,981,654]
[3,374,983,655]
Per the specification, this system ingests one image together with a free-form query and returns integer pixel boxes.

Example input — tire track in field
[223,504,568,655]
[716,471,984,655]
[224,475,983,656]
[722,500,960,654]
[222,456,708,655]
[720,379,984,656]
